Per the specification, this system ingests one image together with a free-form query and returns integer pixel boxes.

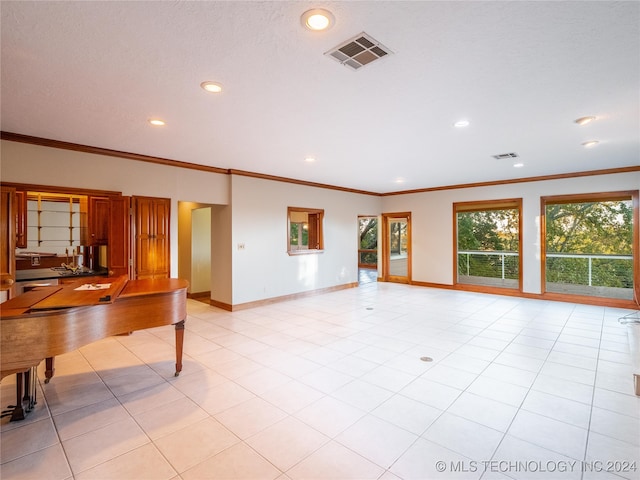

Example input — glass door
[382,212,411,283]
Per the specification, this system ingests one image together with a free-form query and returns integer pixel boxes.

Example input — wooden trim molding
[453,198,523,293]
[383,166,640,196]
[5,131,635,197]
[0,131,380,197]
[187,291,210,300]
[1,181,122,198]
[229,170,380,196]
[381,212,412,283]
[540,190,640,308]
[1,131,228,175]
[410,280,639,309]
[210,282,359,311]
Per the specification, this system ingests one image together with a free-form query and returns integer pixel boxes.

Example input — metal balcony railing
[545,252,633,287]
[457,250,634,298]
[458,250,518,279]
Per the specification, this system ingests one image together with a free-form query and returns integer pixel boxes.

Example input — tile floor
[1,280,639,480]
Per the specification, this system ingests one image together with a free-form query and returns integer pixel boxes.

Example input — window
[287,207,324,254]
[454,199,522,290]
[542,192,637,301]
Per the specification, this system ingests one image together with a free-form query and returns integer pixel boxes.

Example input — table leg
[174,319,185,376]
[44,357,55,384]
[10,372,25,421]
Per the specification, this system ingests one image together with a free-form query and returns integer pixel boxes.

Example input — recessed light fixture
[395,177,405,184]
[513,162,524,168]
[582,140,599,147]
[201,81,222,93]
[148,119,165,126]
[453,120,470,128]
[301,8,334,31]
[304,156,316,163]
[575,116,596,125]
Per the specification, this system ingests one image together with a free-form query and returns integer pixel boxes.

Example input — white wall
[229,175,382,305]
[191,207,211,293]
[211,204,232,305]
[1,140,230,277]
[381,171,640,294]
[3,140,636,305]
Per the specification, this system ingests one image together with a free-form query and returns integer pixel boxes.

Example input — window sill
[287,249,324,256]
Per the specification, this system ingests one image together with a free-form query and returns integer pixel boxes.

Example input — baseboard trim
[187,291,210,300]
[207,279,638,312]
[410,280,639,309]
[208,282,359,312]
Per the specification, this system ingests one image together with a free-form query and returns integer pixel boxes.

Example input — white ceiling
[1,1,638,194]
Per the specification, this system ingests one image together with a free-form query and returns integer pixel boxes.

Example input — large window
[542,192,637,301]
[454,199,522,290]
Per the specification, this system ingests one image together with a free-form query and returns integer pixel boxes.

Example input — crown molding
[2,131,637,196]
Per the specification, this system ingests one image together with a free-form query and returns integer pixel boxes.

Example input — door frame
[381,212,411,284]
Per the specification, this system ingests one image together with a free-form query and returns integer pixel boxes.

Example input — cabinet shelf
[29,210,80,214]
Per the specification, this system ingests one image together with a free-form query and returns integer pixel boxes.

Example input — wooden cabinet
[15,190,27,248]
[108,196,130,277]
[88,196,110,245]
[1,186,16,298]
[85,195,130,277]
[133,196,170,280]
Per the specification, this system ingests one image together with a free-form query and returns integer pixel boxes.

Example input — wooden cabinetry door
[152,197,170,278]
[133,196,170,280]
[89,196,110,245]
[15,190,27,248]
[108,196,130,277]
[1,186,16,298]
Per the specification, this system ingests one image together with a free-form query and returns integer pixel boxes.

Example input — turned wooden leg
[10,372,26,422]
[44,357,55,384]
[174,319,185,376]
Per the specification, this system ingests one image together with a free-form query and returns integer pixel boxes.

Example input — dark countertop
[16,268,108,282]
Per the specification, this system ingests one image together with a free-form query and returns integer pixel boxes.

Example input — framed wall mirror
[287,207,324,254]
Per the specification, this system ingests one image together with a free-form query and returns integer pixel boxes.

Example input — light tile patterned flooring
[1,280,639,480]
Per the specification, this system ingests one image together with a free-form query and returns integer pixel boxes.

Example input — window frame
[358,215,378,269]
[453,198,523,293]
[540,190,639,304]
[287,206,324,255]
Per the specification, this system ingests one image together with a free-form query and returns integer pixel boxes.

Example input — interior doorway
[358,216,378,284]
[190,207,211,298]
[382,212,411,283]
[178,202,213,302]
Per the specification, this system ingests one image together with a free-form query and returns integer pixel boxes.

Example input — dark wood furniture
[133,196,170,279]
[1,186,16,298]
[0,275,188,420]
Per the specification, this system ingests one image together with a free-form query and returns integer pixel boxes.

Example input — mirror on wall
[287,207,324,254]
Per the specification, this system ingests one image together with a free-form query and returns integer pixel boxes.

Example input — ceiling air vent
[492,152,519,160]
[325,32,392,70]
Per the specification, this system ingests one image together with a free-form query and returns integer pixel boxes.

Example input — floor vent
[492,152,519,160]
[325,32,392,70]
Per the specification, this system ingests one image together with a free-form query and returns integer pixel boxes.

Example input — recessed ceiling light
[148,119,165,126]
[301,9,334,31]
[395,178,405,184]
[575,116,596,125]
[201,81,222,93]
[304,156,315,163]
[582,140,599,147]
[513,162,524,168]
[453,120,470,128]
